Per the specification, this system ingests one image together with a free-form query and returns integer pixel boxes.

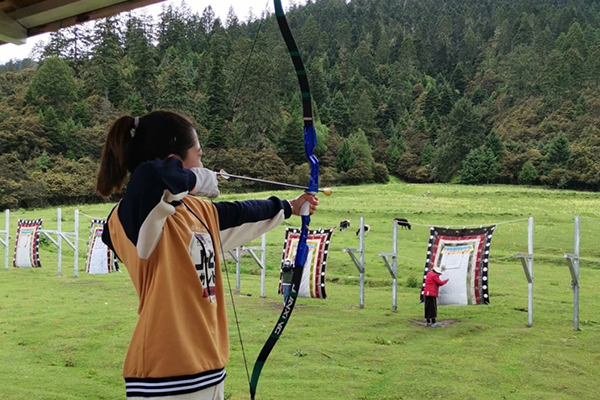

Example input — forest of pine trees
[2,0,600,208]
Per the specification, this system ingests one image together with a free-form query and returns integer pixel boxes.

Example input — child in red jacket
[423,265,449,327]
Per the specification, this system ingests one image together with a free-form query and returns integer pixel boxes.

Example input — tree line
[1,0,600,209]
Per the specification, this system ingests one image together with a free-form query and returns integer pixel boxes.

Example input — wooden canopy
[0,0,167,46]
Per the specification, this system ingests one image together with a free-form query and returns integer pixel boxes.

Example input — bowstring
[183,198,252,388]
[215,204,251,388]
[218,0,272,392]
[228,0,272,122]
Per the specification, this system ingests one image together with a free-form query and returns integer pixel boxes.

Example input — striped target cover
[278,227,335,299]
[420,226,496,305]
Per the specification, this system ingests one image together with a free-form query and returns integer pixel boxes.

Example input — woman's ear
[167,154,182,161]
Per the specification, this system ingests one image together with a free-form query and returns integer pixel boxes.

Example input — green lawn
[1,180,600,399]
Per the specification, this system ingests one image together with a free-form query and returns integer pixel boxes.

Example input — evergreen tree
[200,6,216,34]
[433,98,485,181]
[351,90,379,140]
[565,47,584,92]
[39,106,62,136]
[555,32,569,52]
[156,48,195,117]
[300,15,326,58]
[308,58,330,113]
[566,22,587,57]
[72,101,91,127]
[336,139,356,172]
[353,40,377,83]
[585,43,600,86]
[207,21,230,139]
[348,128,374,166]
[496,19,514,55]
[451,63,467,94]
[42,31,69,59]
[534,26,554,56]
[459,148,499,184]
[423,88,439,121]
[382,119,396,139]
[420,141,434,166]
[39,106,67,154]
[375,27,390,65]
[518,161,539,184]
[438,84,454,116]
[513,13,534,47]
[86,18,125,107]
[157,4,191,57]
[460,26,481,74]
[26,57,77,109]
[485,130,505,160]
[573,94,588,117]
[399,35,417,70]
[330,91,351,137]
[542,132,572,174]
[63,25,92,77]
[35,151,51,171]
[125,92,147,116]
[225,7,242,41]
[278,112,305,166]
[387,144,401,173]
[125,16,158,110]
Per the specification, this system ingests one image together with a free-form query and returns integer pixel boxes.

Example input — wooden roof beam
[9,0,124,28]
[0,0,166,45]
[0,10,27,44]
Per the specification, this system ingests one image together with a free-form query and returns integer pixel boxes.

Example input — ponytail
[96,115,135,198]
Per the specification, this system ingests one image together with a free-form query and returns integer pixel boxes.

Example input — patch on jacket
[189,231,216,302]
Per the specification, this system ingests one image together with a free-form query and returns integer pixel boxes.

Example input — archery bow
[248,1,319,398]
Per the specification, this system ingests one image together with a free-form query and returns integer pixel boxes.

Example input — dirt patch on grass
[412,319,460,328]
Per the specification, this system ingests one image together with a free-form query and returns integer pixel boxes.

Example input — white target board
[85,220,116,274]
[13,219,42,268]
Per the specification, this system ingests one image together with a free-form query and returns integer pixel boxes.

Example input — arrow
[216,170,332,196]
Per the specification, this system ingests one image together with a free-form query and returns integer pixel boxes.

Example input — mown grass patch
[1,181,600,399]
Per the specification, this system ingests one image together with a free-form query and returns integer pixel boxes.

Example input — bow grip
[299,199,311,216]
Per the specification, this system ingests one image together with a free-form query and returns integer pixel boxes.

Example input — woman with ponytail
[97,110,318,400]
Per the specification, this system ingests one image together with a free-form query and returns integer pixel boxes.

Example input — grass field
[2,179,600,400]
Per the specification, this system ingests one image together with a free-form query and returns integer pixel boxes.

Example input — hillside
[2,0,600,208]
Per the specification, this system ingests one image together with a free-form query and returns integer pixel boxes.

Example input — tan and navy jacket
[102,158,291,398]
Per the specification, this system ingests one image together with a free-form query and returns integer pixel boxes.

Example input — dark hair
[97,110,196,197]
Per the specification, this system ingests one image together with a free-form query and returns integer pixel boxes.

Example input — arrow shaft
[217,172,314,192]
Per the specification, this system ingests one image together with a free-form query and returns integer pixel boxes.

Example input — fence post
[4,210,8,270]
[344,217,365,309]
[379,221,398,311]
[73,210,79,277]
[57,208,62,276]
[564,216,580,331]
[527,216,534,327]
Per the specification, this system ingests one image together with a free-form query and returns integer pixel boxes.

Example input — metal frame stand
[0,210,8,270]
[229,234,267,297]
[344,216,365,309]
[379,220,398,311]
[516,216,534,327]
[41,208,79,277]
[564,215,580,331]
[228,247,242,293]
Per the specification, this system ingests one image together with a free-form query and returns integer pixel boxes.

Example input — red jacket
[423,271,449,297]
